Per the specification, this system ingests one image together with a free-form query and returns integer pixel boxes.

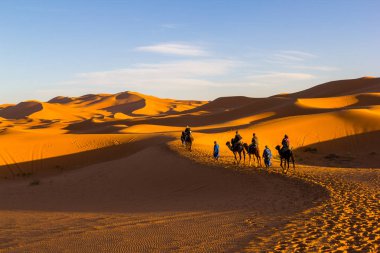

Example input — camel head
[226,141,232,151]
[275,145,281,151]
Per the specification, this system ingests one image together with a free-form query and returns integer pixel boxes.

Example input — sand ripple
[245,167,380,252]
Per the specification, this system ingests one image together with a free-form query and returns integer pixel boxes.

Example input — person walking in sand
[262,145,272,169]
[213,141,220,160]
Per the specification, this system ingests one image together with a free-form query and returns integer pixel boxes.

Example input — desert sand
[0,77,379,252]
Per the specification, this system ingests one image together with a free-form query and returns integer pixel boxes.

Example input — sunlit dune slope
[50,91,207,117]
[295,93,380,109]
[0,91,206,122]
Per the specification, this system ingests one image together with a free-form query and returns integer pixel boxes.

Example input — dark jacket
[263,148,272,160]
[282,137,289,148]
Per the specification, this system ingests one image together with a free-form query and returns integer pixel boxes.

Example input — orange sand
[0,77,379,252]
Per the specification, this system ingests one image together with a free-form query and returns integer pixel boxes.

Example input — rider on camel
[281,134,290,152]
[232,130,242,149]
[181,125,192,145]
[251,133,259,148]
[184,125,192,138]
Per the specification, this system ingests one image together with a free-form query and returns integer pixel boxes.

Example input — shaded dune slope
[0,141,325,213]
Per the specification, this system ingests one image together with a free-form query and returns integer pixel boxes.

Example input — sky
[0,0,379,103]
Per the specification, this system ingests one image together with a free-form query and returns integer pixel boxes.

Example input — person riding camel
[232,130,242,149]
[184,125,192,139]
[281,134,290,152]
[248,133,259,153]
[181,125,192,144]
[185,125,191,135]
[251,133,259,149]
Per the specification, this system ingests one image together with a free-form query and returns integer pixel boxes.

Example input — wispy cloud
[289,65,339,71]
[135,43,208,56]
[267,50,317,64]
[53,48,323,100]
[246,72,315,86]
[63,59,239,89]
[250,72,315,80]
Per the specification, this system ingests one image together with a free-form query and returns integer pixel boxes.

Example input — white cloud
[135,43,208,56]
[54,47,323,100]
[59,59,318,99]
[63,59,240,89]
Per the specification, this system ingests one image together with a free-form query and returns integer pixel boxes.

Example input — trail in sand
[175,142,380,252]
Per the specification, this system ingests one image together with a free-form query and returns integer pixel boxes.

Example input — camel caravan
[181,127,295,174]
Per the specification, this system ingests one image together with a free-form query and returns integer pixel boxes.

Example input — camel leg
[281,159,287,174]
[256,153,261,168]
[258,155,262,167]
[234,152,238,164]
[285,159,290,174]
[291,154,295,172]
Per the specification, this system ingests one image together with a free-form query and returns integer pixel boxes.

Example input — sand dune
[0,77,379,252]
[296,92,380,109]
[0,101,43,119]
[292,76,380,98]
[0,91,206,123]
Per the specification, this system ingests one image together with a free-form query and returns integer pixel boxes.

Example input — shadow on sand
[295,130,380,168]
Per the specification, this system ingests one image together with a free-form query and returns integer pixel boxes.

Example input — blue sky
[0,0,379,103]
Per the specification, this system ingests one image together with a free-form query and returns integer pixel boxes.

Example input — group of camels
[181,132,295,174]
[226,140,295,173]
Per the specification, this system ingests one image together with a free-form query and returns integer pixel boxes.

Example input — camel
[275,145,295,174]
[181,132,194,151]
[243,143,262,167]
[226,141,246,164]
